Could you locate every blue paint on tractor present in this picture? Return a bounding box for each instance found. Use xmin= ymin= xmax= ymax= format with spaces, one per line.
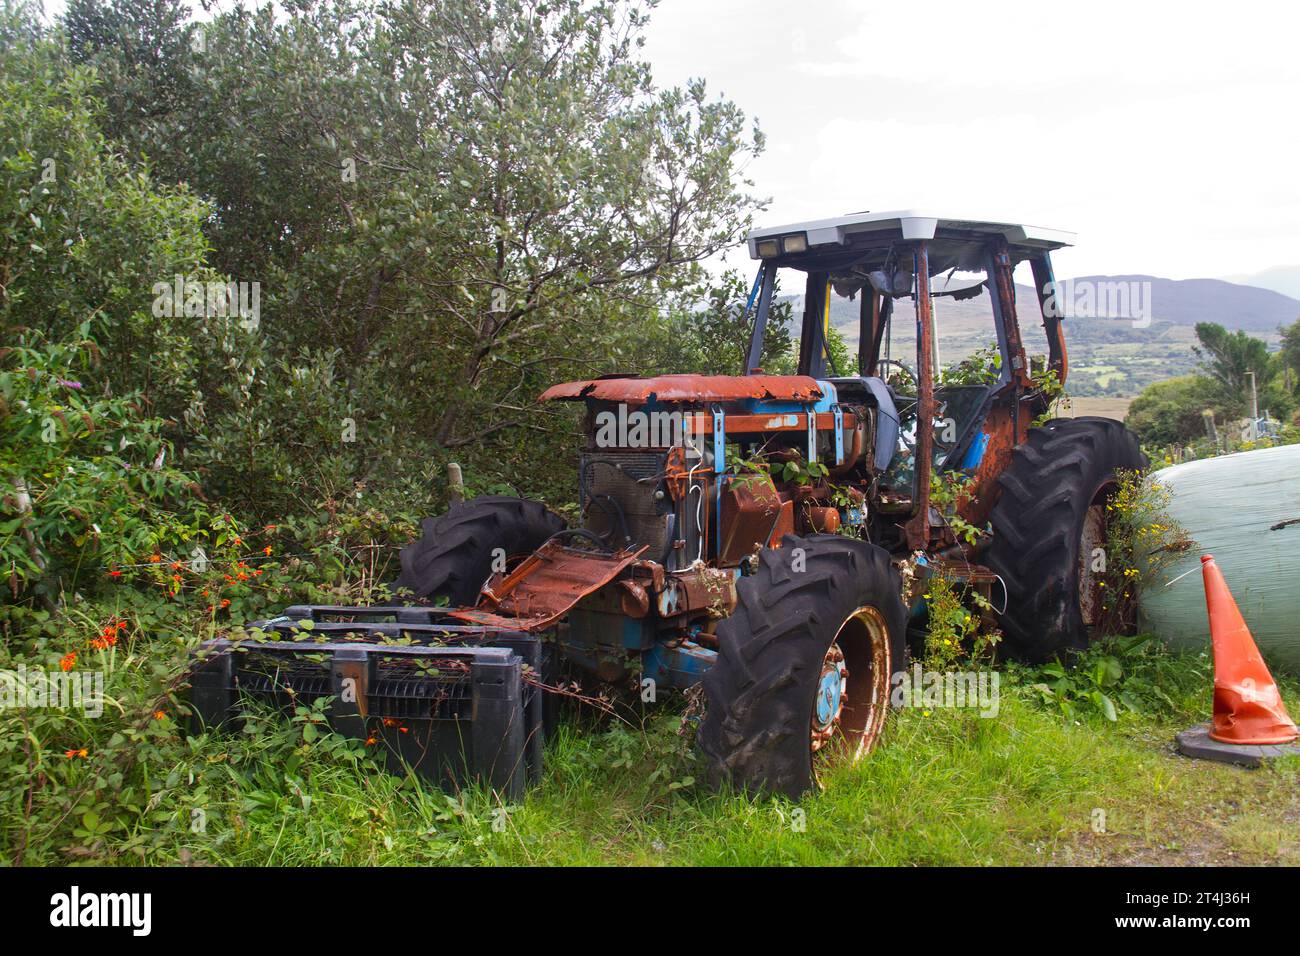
xmin=738 ymin=380 xmax=838 ymax=415
xmin=960 ymin=430 xmax=990 ymax=471
xmin=814 ymin=666 xmax=841 ymax=729
xmin=643 ymin=640 xmax=717 ymax=690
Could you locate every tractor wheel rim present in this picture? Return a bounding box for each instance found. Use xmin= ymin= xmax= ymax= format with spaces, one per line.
xmin=812 ymin=646 xmax=847 ymax=739
xmin=811 ymin=605 xmax=892 ymax=782
xmin=1077 ymin=481 xmax=1116 ymax=629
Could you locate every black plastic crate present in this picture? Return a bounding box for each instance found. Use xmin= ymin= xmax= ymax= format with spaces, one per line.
xmin=188 ymin=606 xmax=549 ymax=799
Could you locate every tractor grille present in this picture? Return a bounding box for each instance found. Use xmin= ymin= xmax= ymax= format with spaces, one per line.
xmin=580 ymin=450 xmax=672 ymax=556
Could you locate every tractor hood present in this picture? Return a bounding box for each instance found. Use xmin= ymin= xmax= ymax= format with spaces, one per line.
xmin=540 ymin=373 xmax=824 ymax=405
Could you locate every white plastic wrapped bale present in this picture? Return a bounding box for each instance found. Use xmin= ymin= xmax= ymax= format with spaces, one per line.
xmin=1139 ymin=444 xmax=1300 ymax=676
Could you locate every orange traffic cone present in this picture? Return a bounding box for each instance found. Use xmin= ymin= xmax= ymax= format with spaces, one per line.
xmin=1200 ymin=554 xmax=1298 ymax=745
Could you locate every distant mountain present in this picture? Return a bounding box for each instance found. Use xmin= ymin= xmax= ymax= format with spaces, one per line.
xmin=1223 ymin=265 xmax=1300 ymax=301
xmin=1061 ymin=275 xmax=1300 ymax=334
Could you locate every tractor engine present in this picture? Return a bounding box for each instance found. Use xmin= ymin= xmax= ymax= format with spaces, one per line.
xmin=565 ymin=378 xmax=893 ymax=572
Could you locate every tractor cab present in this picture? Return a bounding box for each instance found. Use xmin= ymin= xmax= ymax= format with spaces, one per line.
xmin=741 ymin=210 xmax=1075 ymax=542
xmin=544 ymin=210 xmax=1076 ymax=553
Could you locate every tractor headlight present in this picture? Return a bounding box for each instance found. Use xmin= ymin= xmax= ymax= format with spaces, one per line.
xmin=756 ymin=238 xmax=780 ymax=258
xmin=781 ymin=233 xmax=808 ymax=254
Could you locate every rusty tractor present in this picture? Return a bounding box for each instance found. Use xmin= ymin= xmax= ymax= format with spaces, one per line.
xmin=192 ymin=211 xmax=1146 ymax=798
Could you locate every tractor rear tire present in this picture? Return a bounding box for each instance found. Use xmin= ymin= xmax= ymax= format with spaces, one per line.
xmin=397 ymin=495 xmax=565 ymax=605
xmin=698 ymin=534 xmax=907 ymax=799
xmin=984 ymin=417 xmax=1147 ymax=663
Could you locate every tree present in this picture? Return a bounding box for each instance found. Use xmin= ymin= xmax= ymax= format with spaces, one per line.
xmin=1124 ymin=375 xmax=1222 ymax=445
xmin=63 ymin=0 xmax=200 ymax=176
xmin=0 ymin=5 xmax=220 ymax=603
xmin=642 ymin=270 xmax=795 ymax=376
xmin=1280 ymin=317 xmax=1300 ymax=394
xmin=59 ymin=0 xmax=766 ymax=511
xmin=1192 ymin=322 xmax=1272 ymax=417
xmin=0 ymin=5 xmax=254 ymax=441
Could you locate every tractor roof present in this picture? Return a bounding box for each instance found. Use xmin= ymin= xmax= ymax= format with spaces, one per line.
xmin=746 ymin=209 xmax=1074 ymax=272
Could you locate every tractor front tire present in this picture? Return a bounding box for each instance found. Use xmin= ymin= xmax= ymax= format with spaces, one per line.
xmin=698 ymin=535 xmax=907 ymax=799
xmin=397 ymin=495 xmax=564 ymax=605
xmin=984 ymin=417 xmax=1147 ymax=663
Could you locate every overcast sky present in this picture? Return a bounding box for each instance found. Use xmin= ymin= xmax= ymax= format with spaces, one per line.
xmin=35 ymin=0 xmax=1299 ymax=289
xmin=641 ymin=0 xmax=1300 ymax=288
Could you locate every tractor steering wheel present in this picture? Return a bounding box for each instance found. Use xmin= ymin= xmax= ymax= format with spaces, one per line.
xmin=875 ymin=359 xmax=918 ymax=392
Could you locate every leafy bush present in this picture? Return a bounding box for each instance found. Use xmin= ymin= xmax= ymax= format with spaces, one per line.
xmin=1009 ymin=633 xmax=1211 ymax=723
xmin=0 ymin=332 xmax=209 ymax=607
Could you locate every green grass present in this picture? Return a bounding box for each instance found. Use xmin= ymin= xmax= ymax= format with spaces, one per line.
xmin=28 ymin=643 xmax=1296 ymax=867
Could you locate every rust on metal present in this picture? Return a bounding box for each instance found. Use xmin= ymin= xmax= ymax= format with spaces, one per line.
xmin=802 ymin=504 xmax=841 ymax=535
xmin=333 ymin=655 xmax=370 ymax=718
xmin=1030 ymin=253 xmax=1069 ymax=387
xmin=759 ymin=499 xmax=795 ymax=549
xmin=618 ymin=579 xmax=650 ymax=618
xmin=1077 ymin=503 xmax=1108 ymax=627
xmin=991 ymin=236 xmax=1032 ymax=389
xmin=718 ymin=474 xmax=783 ymax=566
xmin=540 ymin=374 xmax=824 ymax=405
xmin=958 ymin=403 xmax=1023 ymax=529
xmin=654 ymin=566 xmax=738 ymax=620
xmin=905 ymin=240 xmax=935 ymax=550
xmin=673 ymin=410 xmax=838 ymax=436
xmin=451 ymin=541 xmax=646 ymax=631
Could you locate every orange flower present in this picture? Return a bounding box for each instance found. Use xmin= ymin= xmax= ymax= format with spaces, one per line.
xmin=153 ymin=710 xmax=166 ymax=720
xmin=149 ymin=554 xmax=162 ymax=563
xmin=64 ymin=748 xmax=88 ymax=759
xmin=59 ymin=652 xmax=76 ymax=672
xmin=263 ymin=546 xmax=273 ymax=556
xmin=233 ymin=537 xmax=242 ymax=546
xmin=220 ymin=599 xmax=230 ymax=608
xmin=170 ymin=561 xmax=183 ymax=570
xmin=365 ymin=736 xmax=377 ymax=746
xmin=115 ymin=620 xmax=127 ymax=631
xmin=107 ymin=569 xmax=122 ymax=578
xmin=264 ymin=524 xmax=277 ymax=532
